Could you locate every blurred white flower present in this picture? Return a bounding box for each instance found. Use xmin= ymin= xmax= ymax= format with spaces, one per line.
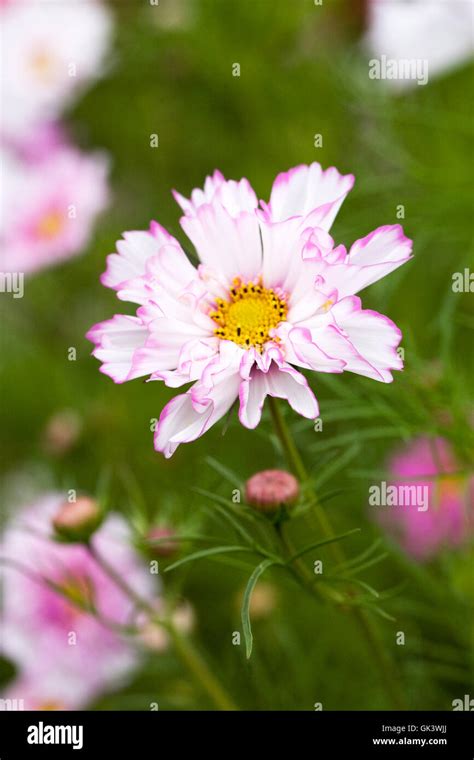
xmin=0 ymin=0 xmax=113 ymax=139
xmin=367 ymin=0 xmax=474 ymax=89
xmin=0 ymin=135 xmax=109 ymax=274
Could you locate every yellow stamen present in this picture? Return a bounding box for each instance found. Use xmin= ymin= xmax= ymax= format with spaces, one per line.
xmin=30 ymin=49 xmax=56 ymax=82
xmin=37 ymin=211 xmax=64 ymax=240
xmin=59 ymin=574 xmax=95 ymax=615
xmin=39 ymin=701 xmax=63 ymax=711
xmin=322 ymin=298 xmax=334 ymax=312
xmin=210 ymin=279 xmax=288 ymax=351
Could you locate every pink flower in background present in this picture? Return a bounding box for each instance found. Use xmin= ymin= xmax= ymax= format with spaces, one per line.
xmin=0 ymin=139 xmax=109 ymax=274
xmin=367 ymin=0 xmax=474 ymax=89
xmin=0 ymin=0 xmax=113 ymax=141
xmin=0 ymin=494 xmax=158 ymax=710
xmin=376 ymin=437 xmax=474 ymax=560
xmin=2 ymin=670 xmax=98 ymax=712
xmin=2 ymin=121 xmax=65 ymax=163
xmin=88 ymin=164 xmax=412 ymax=457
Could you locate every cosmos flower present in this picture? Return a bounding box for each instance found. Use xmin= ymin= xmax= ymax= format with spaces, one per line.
xmin=87 ymin=164 xmax=412 ymax=457
xmin=0 ymin=494 xmax=158 ymax=710
xmin=367 ymin=0 xmax=473 ymax=89
xmin=0 ymin=0 xmax=113 ymax=141
xmin=376 ymin=437 xmax=474 ymax=560
xmin=0 ymin=138 xmax=109 ymax=274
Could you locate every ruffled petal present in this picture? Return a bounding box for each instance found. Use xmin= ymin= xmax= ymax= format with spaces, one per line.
xmin=101 ymin=223 xmax=176 ymax=300
xmin=281 ymin=325 xmax=346 ymax=373
xmin=172 ymin=170 xmax=225 ymax=215
xmin=181 ymin=203 xmax=262 ymax=282
xmin=154 ymin=353 xmax=241 ymax=457
xmin=149 ymin=337 xmax=219 ymax=387
xmin=86 ymin=315 xmax=148 ymax=383
xmin=331 ymin=296 xmax=403 ymax=382
xmin=263 ymin=163 xmax=354 ymax=230
xmin=174 ymin=171 xmax=258 ymax=218
xmin=333 ymin=224 xmax=412 ymax=297
xmin=239 ymin=362 xmax=319 ymax=429
xmin=289 ymin=224 xmax=412 ymax=303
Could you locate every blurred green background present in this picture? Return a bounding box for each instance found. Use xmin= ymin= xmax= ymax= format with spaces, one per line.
xmin=1 ymin=0 xmax=473 ymax=710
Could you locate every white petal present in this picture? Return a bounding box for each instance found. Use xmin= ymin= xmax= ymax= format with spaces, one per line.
xmin=101 ymin=224 xmax=175 ymax=299
xmin=154 ymin=370 xmax=240 ymax=458
xmin=239 ymin=362 xmax=319 ymax=429
xmin=86 ymin=315 xmax=147 ymax=383
xmin=181 ymin=203 xmax=262 ymax=282
xmin=331 ymin=296 xmax=403 ymax=382
xmin=174 ymin=171 xmax=258 ymax=218
xmin=265 ymin=163 xmax=354 ymax=230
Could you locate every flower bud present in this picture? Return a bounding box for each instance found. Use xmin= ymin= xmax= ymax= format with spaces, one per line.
xmin=52 ymin=497 xmax=101 ymax=543
xmin=147 ymin=526 xmax=179 ymax=557
xmin=245 ymin=469 xmax=299 ymax=513
xmin=42 ymin=409 xmax=82 ymax=456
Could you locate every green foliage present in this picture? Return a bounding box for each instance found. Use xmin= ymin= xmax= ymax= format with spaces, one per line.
xmin=1 ymin=0 xmax=473 ymax=711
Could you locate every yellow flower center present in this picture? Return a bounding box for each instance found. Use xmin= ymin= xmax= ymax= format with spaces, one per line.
xmin=30 ymin=49 xmax=56 ymax=82
xmin=58 ymin=574 xmax=95 ymax=617
xmin=37 ymin=211 xmax=65 ymax=240
xmin=210 ymin=278 xmax=288 ymax=351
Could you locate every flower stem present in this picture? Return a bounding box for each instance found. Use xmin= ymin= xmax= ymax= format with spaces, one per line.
xmin=165 ymin=625 xmax=238 ymax=711
xmin=87 ymin=541 xmax=238 ymax=711
xmin=268 ymin=397 xmax=406 ymax=710
xmin=269 ymin=397 xmax=344 ymax=564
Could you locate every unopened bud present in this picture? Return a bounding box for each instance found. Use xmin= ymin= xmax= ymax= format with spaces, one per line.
xmin=147 ymin=526 xmax=179 ymax=557
xmin=52 ymin=497 xmax=101 ymax=542
xmin=245 ymin=469 xmax=299 ymax=513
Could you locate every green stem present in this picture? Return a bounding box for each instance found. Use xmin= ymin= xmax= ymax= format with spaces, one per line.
xmin=268 ymin=397 xmax=406 ymax=710
xmin=165 ymin=625 xmax=238 ymax=711
xmin=87 ymin=541 xmax=238 ymax=711
xmin=269 ymin=398 xmax=344 ymax=564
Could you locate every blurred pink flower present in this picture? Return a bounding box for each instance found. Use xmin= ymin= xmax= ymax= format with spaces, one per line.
xmin=2 ymin=121 xmax=65 ymax=163
xmin=87 ymin=164 xmax=411 ymax=457
xmin=367 ymin=0 xmax=473 ymax=89
xmin=0 ymin=140 xmax=109 ymax=274
xmin=376 ymin=437 xmax=474 ymax=560
xmin=0 ymin=0 xmax=113 ymax=141
xmin=0 ymin=494 xmax=158 ymax=710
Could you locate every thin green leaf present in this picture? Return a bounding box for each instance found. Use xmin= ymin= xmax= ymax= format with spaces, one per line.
xmin=205 ymin=457 xmax=243 ymax=489
xmin=287 ymin=528 xmax=360 ymax=563
xmin=193 ymin=488 xmax=258 ymax=541
xmin=164 ymin=545 xmax=251 ymax=573
xmin=343 ymin=553 xmax=389 ymax=577
xmin=309 ymin=427 xmax=408 ymax=453
xmin=333 ymin=538 xmax=384 ymax=574
xmin=314 ymin=443 xmax=361 ymax=489
xmin=145 ymin=533 xmax=217 ymax=547
xmin=241 ymin=559 xmax=275 ymax=659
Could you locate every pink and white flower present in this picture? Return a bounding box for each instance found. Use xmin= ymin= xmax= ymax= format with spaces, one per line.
xmin=0 ymin=138 xmax=109 ymax=274
xmin=0 ymin=0 xmax=113 ymax=141
xmin=376 ymin=437 xmax=474 ymax=560
xmin=0 ymin=494 xmax=158 ymax=709
xmin=87 ymin=164 xmax=412 ymax=457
